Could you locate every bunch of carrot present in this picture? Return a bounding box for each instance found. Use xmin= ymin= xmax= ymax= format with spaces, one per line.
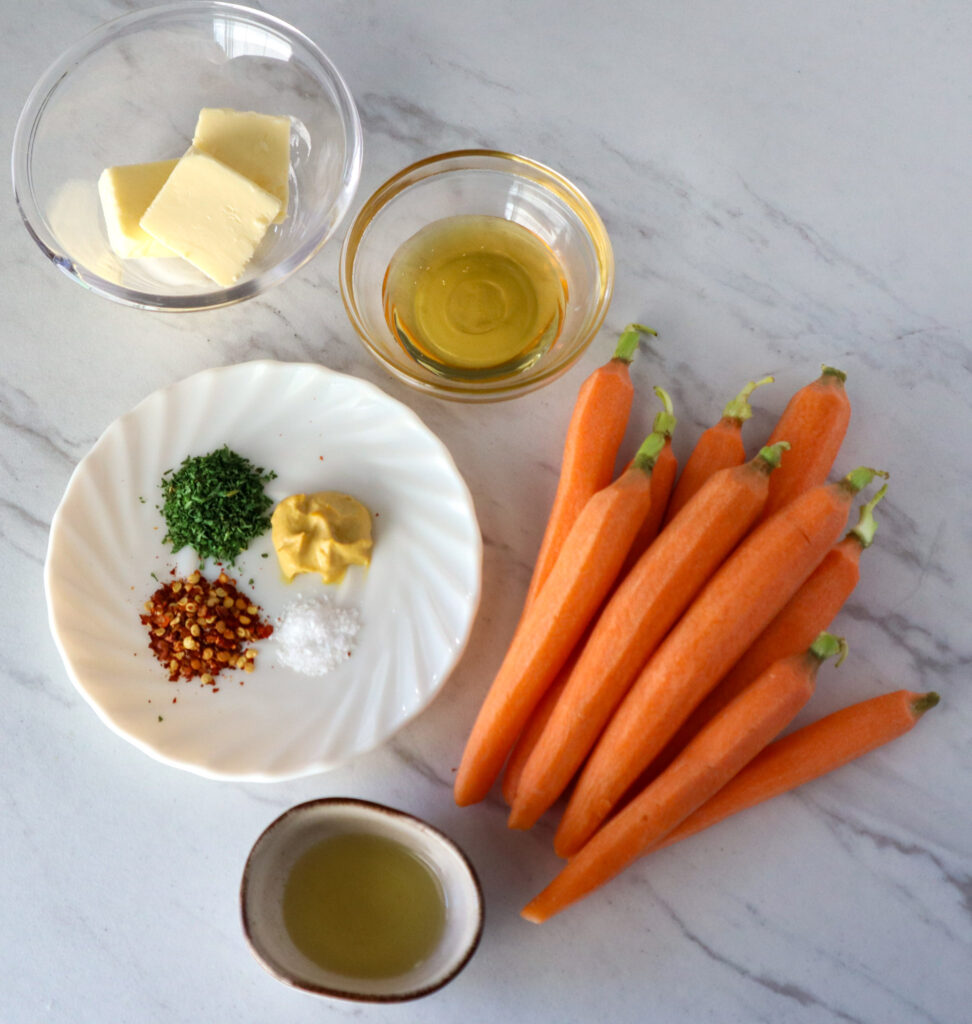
xmin=454 ymin=329 xmax=939 ymax=923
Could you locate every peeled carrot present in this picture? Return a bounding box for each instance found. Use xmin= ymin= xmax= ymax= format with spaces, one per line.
xmin=454 ymin=432 xmax=666 ymax=807
xmin=501 ymin=651 xmax=574 ymax=806
xmin=760 ymin=366 xmax=851 ymax=521
xmin=504 ymin=386 xmax=670 ymax=807
xmin=620 ymin=387 xmax=677 ymax=572
xmin=507 ymin=442 xmax=790 ymax=831
xmin=663 ymin=376 xmax=774 ymax=525
xmin=522 ymin=633 xmax=845 ymax=922
xmin=650 ymin=485 xmax=888 ymax=776
xmin=523 ymin=324 xmax=654 ymax=610
xmin=554 ymin=466 xmax=886 ymax=856
xmin=646 ymin=690 xmax=940 ymax=855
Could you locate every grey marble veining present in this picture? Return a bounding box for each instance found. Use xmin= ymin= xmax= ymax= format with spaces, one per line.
xmin=2 ymin=1 xmax=971 ymax=1022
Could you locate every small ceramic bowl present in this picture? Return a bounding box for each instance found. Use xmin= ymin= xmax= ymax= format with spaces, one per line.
xmin=241 ymin=799 xmax=483 ymax=1002
xmin=341 ymin=150 xmax=614 ymax=401
xmin=12 ymin=2 xmax=362 ymax=311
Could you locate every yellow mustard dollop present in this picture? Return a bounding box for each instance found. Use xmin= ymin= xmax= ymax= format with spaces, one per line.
xmin=271 ymin=491 xmax=373 ymax=584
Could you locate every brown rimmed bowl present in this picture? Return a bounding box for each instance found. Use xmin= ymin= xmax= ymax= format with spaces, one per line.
xmin=240 ymin=798 xmax=483 ymax=1002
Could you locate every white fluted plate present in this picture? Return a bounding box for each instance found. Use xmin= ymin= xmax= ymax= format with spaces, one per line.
xmin=45 ymin=361 xmax=482 ymax=781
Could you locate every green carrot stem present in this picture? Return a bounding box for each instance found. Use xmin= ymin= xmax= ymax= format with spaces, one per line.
xmin=755 ymin=441 xmax=791 ymax=472
xmin=613 ymin=324 xmax=657 ymax=364
xmin=809 ymin=631 xmax=848 ymax=666
xmin=722 ymin=376 xmax=774 ymax=423
xmin=842 ymin=466 xmax=889 ymax=496
xmin=631 ymin=432 xmax=666 ymax=472
xmin=821 ymin=365 xmax=848 ymax=382
xmin=651 ymin=386 xmax=676 ymax=438
xmin=848 ymin=483 xmax=888 ymax=549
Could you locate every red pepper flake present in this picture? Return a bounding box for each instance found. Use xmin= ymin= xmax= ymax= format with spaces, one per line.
xmin=139 ymin=569 xmax=272 ymax=684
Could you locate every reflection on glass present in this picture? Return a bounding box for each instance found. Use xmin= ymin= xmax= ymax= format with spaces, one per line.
xmin=212 ymin=16 xmax=292 ymax=61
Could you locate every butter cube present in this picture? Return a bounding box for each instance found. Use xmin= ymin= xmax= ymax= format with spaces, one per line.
xmin=98 ymin=159 xmax=179 ymax=258
xmin=193 ymin=108 xmax=291 ymax=223
xmin=139 ymin=149 xmax=282 ymax=287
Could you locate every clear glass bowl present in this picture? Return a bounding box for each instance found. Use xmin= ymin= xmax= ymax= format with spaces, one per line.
xmin=12 ymin=2 xmax=362 ymax=311
xmin=341 ymin=150 xmax=614 ymax=401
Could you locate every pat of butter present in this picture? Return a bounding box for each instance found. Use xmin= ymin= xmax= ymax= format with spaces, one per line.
xmin=193 ymin=108 xmax=291 ymax=223
xmin=139 ymin=149 xmax=282 ymax=287
xmin=98 ymin=159 xmax=179 ymax=259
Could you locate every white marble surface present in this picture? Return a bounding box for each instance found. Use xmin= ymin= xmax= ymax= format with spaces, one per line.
xmin=3 ymin=1 xmax=970 ymax=1021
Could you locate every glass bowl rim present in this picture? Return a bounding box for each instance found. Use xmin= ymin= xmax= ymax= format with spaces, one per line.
xmin=340 ymin=148 xmax=615 ymax=402
xmin=10 ymin=0 xmax=364 ymax=312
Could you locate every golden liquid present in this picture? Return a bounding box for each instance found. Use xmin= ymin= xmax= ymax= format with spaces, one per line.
xmin=383 ymin=215 xmax=567 ymax=379
xmin=282 ymin=833 xmax=446 ymax=979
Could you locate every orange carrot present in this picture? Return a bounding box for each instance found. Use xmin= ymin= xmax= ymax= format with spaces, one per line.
xmin=454 ymin=432 xmax=666 ymax=807
xmin=663 ymin=376 xmax=774 ymax=525
xmin=503 ymin=386 xmax=670 ymax=807
xmin=620 ymin=387 xmax=677 ymax=572
xmin=646 ymin=690 xmax=940 ymax=855
xmin=507 ymin=442 xmax=790 ymax=831
xmin=761 ymin=366 xmax=851 ymax=520
xmin=501 ymin=651 xmax=574 ymax=806
xmin=522 ymin=633 xmax=845 ymax=922
xmin=650 ymin=485 xmax=888 ymax=777
xmin=524 ymin=324 xmax=654 ymax=610
xmin=554 ymin=466 xmax=886 ymax=856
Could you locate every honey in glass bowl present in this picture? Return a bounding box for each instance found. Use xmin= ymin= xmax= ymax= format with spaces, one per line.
xmin=382 ymin=214 xmax=567 ymax=380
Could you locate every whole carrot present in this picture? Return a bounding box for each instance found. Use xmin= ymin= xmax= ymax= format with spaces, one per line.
xmin=554 ymin=465 xmax=886 ymax=856
xmin=507 ymin=442 xmax=790 ymax=831
xmin=760 ymin=365 xmax=851 ymax=520
xmin=504 ymin=387 xmax=674 ymax=807
xmin=663 ymin=376 xmax=774 ymax=525
xmin=651 ymin=485 xmax=888 ymax=776
xmin=620 ymin=387 xmax=677 ymax=571
xmin=522 ymin=633 xmax=846 ymax=923
xmin=454 ymin=432 xmax=666 ymax=807
xmin=646 ymin=690 xmax=940 ymax=855
xmin=524 ymin=324 xmax=654 ymax=610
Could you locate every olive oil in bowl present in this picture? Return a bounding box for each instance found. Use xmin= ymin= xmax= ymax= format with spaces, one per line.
xmin=383 ymin=215 xmax=567 ymax=380
xmin=282 ymin=832 xmax=446 ymax=979
xmin=241 ymin=797 xmax=483 ymax=1001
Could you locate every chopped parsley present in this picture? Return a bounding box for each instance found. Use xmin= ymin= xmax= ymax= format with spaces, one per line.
xmin=158 ymin=446 xmax=276 ymax=565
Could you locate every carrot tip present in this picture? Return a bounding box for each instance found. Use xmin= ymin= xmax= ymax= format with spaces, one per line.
xmin=507 ymin=808 xmax=531 ymax=831
xmin=520 ymin=905 xmax=545 ymax=924
xmin=913 ymin=692 xmax=941 ymax=716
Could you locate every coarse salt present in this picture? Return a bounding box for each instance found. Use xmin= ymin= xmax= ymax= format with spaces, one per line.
xmin=275 ymin=595 xmax=361 ymax=675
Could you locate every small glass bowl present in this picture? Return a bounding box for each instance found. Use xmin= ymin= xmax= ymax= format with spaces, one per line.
xmin=12 ymin=2 xmax=362 ymax=311
xmin=241 ymin=799 xmax=483 ymax=1002
xmin=340 ymin=150 xmax=614 ymax=401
